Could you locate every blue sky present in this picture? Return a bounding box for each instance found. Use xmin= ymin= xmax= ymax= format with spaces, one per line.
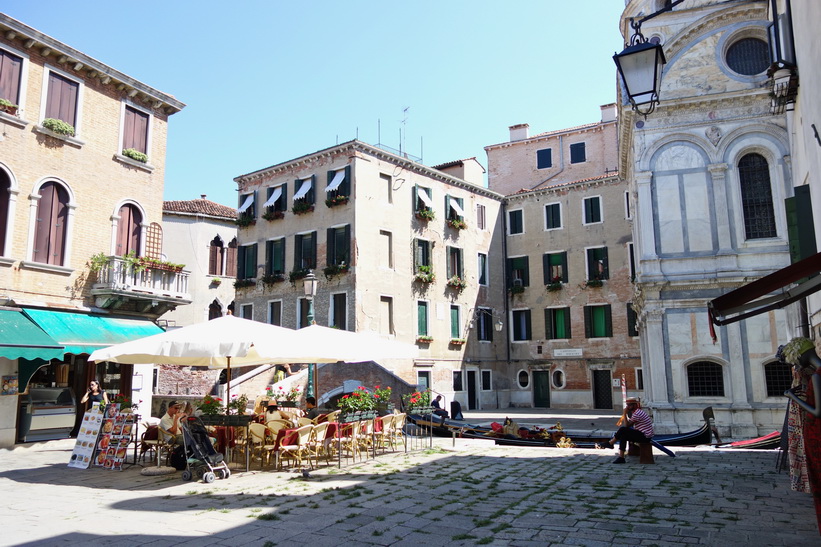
xmin=4 ymin=1 xmax=626 ymax=207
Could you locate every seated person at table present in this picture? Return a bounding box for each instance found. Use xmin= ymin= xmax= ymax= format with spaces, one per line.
xmin=264 ymin=403 xmax=295 ymax=423
xmin=159 ymin=400 xmax=187 ymax=444
xmin=305 ymin=397 xmax=321 ymax=420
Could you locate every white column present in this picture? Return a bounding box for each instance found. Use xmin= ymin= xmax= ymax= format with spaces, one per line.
xmin=708 ymin=163 xmax=732 ymax=252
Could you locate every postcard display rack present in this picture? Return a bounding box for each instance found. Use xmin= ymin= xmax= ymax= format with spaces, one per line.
xmin=68 ymin=404 xmax=138 ymax=471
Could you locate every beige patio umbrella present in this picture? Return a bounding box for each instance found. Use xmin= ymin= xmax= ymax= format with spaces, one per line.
xmin=88 ymin=315 xmax=296 ymax=401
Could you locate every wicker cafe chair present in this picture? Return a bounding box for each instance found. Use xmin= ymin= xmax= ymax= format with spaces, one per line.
xmin=279 ymin=425 xmax=314 ymax=470
xmin=390 ymin=413 xmax=407 ymax=450
xmin=141 ymin=425 xmax=177 ymax=466
xmin=248 ymin=423 xmax=278 ymax=468
xmin=306 ymin=422 xmax=331 ymax=467
xmin=374 ymin=414 xmax=395 ymax=452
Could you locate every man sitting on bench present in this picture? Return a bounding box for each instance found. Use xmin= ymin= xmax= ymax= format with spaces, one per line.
xmin=602 ymin=397 xmax=653 ymax=464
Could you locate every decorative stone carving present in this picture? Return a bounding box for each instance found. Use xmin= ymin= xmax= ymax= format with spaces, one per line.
xmin=706 ymin=126 xmax=721 ymax=146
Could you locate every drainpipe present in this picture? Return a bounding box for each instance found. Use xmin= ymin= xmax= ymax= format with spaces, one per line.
xmin=500 ymin=200 xmax=511 ymax=404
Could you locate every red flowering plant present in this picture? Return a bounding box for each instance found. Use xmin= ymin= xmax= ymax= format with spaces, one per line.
xmin=337 ymin=386 xmax=376 ymax=413
xmin=372 ymin=385 xmax=392 ymax=404
xmin=112 ymin=393 xmax=140 ymax=410
xmin=402 ymin=390 xmax=431 ymax=411
xmin=197 ymin=394 xmax=223 ymax=415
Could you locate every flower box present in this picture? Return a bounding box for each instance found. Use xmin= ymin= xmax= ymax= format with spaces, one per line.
xmin=262 ymin=210 xmax=285 ymax=221
xmin=546 ymin=282 xmax=562 ymax=292
xmin=261 ymin=273 xmax=285 ymax=285
xmin=323 ymin=263 xmax=350 ymax=278
xmin=325 ymin=195 xmax=349 ymax=208
xmin=449 ymin=338 xmax=466 ymax=346
xmin=0 ymin=100 xmax=18 ymax=116
xmin=234 ymin=279 xmax=256 ymax=289
xmin=416 ymin=336 xmax=433 ymax=344
xmin=414 ymin=265 xmax=435 ymax=283
xmin=278 ymin=400 xmax=298 ymax=408
xmin=41 ymin=117 xmax=75 ymax=136
xmin=122 ymin=148 xmax=148 ymax=163
xmin=292 ymin=201 xmax=315 ymax=215
xmin=289 ymin=268 xmax=310 ymax=284
xmin=508 ymin=285 xmax=525 ymax=295
xmin=585 ymin=279 xmax=604 ymax=288
xmin=446 ymin=276 xmax=467 ymax=291
xmin=235 ymin=214 xmax=256 ymax=227
xmin=415 ymin=208 xmax=435 ymax=221
xmin=447 ymin=218 xmax=467 ymax=230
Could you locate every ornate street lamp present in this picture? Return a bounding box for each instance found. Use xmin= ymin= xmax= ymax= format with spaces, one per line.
xmin=613 ymin=0 xmax=684 ymax=117
xmin=302 ymin=270 xmax=318 ymax=397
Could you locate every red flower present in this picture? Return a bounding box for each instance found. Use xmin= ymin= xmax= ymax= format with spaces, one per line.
xmin=374 ymin=394 xmax=380 ymax=399
xmin=342 ymin=394 xmax=349 ymax=399
xmin=374 ymin=385 xmax=380 ymax=389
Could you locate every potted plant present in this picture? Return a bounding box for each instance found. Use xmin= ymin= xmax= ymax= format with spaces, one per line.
xmin=121 ymin=148 xmax=148 ymax=163
xmin=447 ymin=217 xmax=467 ymax=230
xmin=197 ymin=395 xmax=223 ymax=416
xmin=234 ymin=279 xmax=256 ymax=289
xmin=88 ymin=252 xmax=111 ymax=274
xmin=325 ymin=194 xmax=349 ymax=208
xmin=122 ymin=250 xmax=147 ymax=273
xmin=0 ymin=98 xmax=19 ymax=116
xmin=373 ymin=385 xmax=393 ymax=414
xmin=289 ymin=268 xmax=310 ymax=284
xmin=415 ymin=207 xmax=435 ymax=221
xmin=585 ymin=278 xmax=604 ymax=288
xmin=210 ymin=277 xmax=222 ymax=287
xmin=546 ymin=276 xmax=563 ymax=292
xmin=449 ymin=338 xmax=467 ymax=346
xmin=235 ymin=213 xmax=255 ymax=227
xmin=292 ymin=200 xmax=314 ymax=215
xmin=414 ymin=265 xmax=435 ymax=283
xmin=41 ymin=117 xmax=75 ymax=137
xmin=111 ymin=393 xmax=140 ymax=412
xmin=262 ymin=209 xmax=285 ymax=221
xmin=226 ymin=393 xmax=249 ymax=415
xmin=508 ymin=284 xmax=525 ymax=295
xmin=275 ymin=384 xmax=302 ymax=407
xmin=446 ymin=275 xmax=467 ymax=291
xmin=323 ymin=262 xmax=350 ymax=279
xmin=416 ymin=335 xmax=434 ymax=344
xmin=402 ymin=390 xmax=432 ymax=413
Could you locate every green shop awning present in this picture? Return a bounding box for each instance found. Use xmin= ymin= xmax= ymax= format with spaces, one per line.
xmin=0 ymin=309 xmax=64 ymax=360
xmin=22 ymin=309 xmax=163 ymax=355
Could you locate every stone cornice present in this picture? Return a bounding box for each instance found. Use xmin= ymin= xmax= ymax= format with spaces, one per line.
xmin=503 ymin=173 xmax=622 ymax=203
xmin=0 ymin=14 xmax=185 ymax=114
xmin=234 ymin=140 xmax=505 ymax=201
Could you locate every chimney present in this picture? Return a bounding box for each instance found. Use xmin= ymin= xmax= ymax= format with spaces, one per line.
xmin=600 ymin=103 xmax=617 ymax=123
xmin=509 ymin=123 xmax=529 ymax=142
xmin=200 ymin=194 xmax=207 ymax=199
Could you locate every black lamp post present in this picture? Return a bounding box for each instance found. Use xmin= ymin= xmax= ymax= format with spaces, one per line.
xmin=613 ymin=0 xmax=685 ymax=117
xmin=613 ymin=20 xmax=666 ymax=117
xmin=303 ymin=270 xmax=318 ymax=398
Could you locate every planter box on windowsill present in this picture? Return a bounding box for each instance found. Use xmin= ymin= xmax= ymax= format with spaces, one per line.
xmin=449 ymin=338 xmax=466 ymax=346
xmin=33 ymin=124 xmax=85 ymax=148
xmin=416 ymin=337 xmax=433 ymax=344
xmin=0 ymin=108 xmax=26 ymax=130
xmin=114 ymin=152 xmax=155 ymax=172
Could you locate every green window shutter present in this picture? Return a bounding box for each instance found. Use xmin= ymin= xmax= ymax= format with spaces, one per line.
xmin=445 ymin=195 xmax=451 ymax=219
xmin=506 ymin=258 xmax=513 ymax=288
xmin=543 ymin=254 xmax=551 ymax=284
xmin=413 ymin=185 xmax=419 ymax=210
xmin=522 ymin=256 xmax=530 ymax=286
xmin=294 ymin=234 xmax=302 ymax=270
xmin=450 ymin=306 xmax=459 ymax=338
xmin=560 ymin=252 xmax=568 ymax=282
xmin=604 ymin=305 xmax=612 ymax=336
xmin=544 ymin=308 xmax=554 ymax=339
xmin=343 ymin=165 xmax=351 ymax=196
xmin=524 ymin=310 xmax=532 ymax=340
xmin=237 ymin=246 xmax=246 ymax=279
xmin=418 ymin=301 xmax=428 ymax=335
xmin=343 ymin=224 xmax=351 ymax=263
xmin=273 ymin=240 xmax=284 ymax=274
xmin=326 ymin=227 xmax=334 ymax=266
xmin=279 ymin=184 xmax=287 ymax=211
xmin=310 ymin=231 xmax=317 ymax=268
xmin=447 ymin=247 xmax=454 ymax=278
xmin=592 ymin=197 xmax=601 ymax=222
xmin=458 ymin=248 xmax=464 ymax=277
xmin=559 ymin=308 xmax=571 ymax=339
xmin=584 ymin=306 xmax=592 ymax=338
xmin=266 ymin=240 xmax=274 ymax=275
xmin=327 ymin=170 xmax=335 ymax=191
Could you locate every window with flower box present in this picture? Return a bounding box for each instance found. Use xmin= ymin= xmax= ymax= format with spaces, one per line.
xmin=450 ymin=305 xmax=461 ymax=339
xmin=262 ymin=184 xmax=287 ymax=217
xmin=121 ymin=104 xmax=150 ymax=160
xmin=414 ymin=185 xmax=433 ymax=216
xmin=417 ymin=300 xmax=429 ymax=337
xmin=586 ymin=246 xmax=609 ymax=281
xmin=445 ymin=195 xmax=465 ymax=225
xmin=325 ymin=166 xmax=351 ymax=205
xmin=446 ymin=246 xmax=463 ymax=279
xmin=265 ymin=238 xmax=285 ymax=277
xmin=327 ymin=225 xmax=350 ymax=266
xmin=237 ymin=192 xmax=256 ymax=225
xmin=0 ymin=47 xmax=24 ymax=110
xmin=543 ymin=251 xmax=567 ymax=284
xmin=331 ymin=293 xmax=347 ymax=330
xmin=237 ymin=243 xmax=258 ymax=280
xmin=293 ymin=175 xmax=315 ymax=209
xmin=507 ymin=256 xmax=530 ymax=288
xmin=294 ymin=231 xmax=316 ymax=270
xmin=43 ymin=68 xmax=81 ymax=134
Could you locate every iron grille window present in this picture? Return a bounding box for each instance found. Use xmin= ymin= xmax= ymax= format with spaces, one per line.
xmin=738 ymin=153 xmax=776 ymax=239
xmin=687 ymin=361 xmax=725 ymax=397
xmin=726 ymin=38 xmax=769 ymax=75
xmin=764 ymin=361 xmax=792 ymax=397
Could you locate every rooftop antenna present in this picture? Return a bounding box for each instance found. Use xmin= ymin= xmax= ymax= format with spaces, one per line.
xmin=401 ymin=107 xmax=409 ymax=158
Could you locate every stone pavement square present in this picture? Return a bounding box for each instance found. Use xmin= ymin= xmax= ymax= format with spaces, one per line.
xmin=0 ymin=436 xmax=818 ymax=546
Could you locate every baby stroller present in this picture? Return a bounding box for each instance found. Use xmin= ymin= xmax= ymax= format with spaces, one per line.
xmin=179 ymin=416 xmax=231 ymax=483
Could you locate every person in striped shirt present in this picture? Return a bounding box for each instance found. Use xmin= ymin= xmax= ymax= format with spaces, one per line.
xmin=602 ymin=397 xmax=654 ymax=464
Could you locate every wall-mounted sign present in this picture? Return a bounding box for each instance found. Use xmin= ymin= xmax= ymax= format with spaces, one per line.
xmin=553 ymin=348 xmax=583 ymax=357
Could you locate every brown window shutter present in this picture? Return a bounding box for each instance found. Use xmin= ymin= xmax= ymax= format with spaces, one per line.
xmin=0 ymin=50 xmax=22 ymax=104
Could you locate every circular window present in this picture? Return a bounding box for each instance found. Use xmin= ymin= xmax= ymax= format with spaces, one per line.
xmin=726 ymin=38 xmax=769 ymax=75
xmin=518 ymin=370 xmax=530 ymax=389
xmin=552 ymin=370 xmax=565 ymax=389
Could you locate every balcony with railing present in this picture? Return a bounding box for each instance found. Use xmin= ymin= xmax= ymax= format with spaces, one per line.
xmin=90 ymin=256 xmax=192 ymax=315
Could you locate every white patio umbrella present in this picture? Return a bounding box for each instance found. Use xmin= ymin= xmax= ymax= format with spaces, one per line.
xmin=88 ymin=315 xmax=296 ymax=399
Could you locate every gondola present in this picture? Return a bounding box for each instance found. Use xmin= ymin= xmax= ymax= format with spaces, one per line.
xmin=407 ymin=406 xmax=715 ymax=448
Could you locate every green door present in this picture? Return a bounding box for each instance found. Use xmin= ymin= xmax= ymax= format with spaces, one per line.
xmin=533 ymin=371 xmax=550 ymax=408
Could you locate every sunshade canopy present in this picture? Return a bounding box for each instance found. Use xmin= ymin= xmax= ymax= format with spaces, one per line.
xmin=0 ymin=309 xmax=64 ymax=361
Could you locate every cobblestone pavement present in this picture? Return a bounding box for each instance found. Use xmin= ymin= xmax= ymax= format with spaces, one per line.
xmin=0 ymin=435 xmax=818 ymax=546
